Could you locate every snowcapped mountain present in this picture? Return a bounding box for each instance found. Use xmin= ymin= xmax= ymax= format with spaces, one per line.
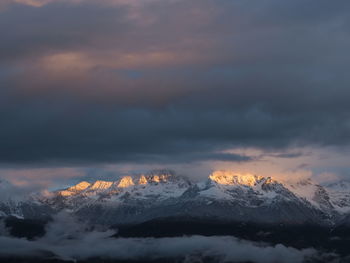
xmin=0 ymin=179 xmax=52 ymax=219
xmin=1 ymin=171 xmax=350 ymax=227
xmin=323 ymin=181 xmax=350 ymax=214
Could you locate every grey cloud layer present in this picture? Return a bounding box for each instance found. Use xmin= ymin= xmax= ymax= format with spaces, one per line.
xmin=1 ymin=0 xmax=350 ymax=164
xmin=0 ymin=212 xmax=319 ymax=263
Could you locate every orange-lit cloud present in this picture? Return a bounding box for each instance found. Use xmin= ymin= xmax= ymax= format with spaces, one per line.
xmin=0 ymin=168 xmax=86 ymax=188
xmin=6 ymin=0 xmax=178 ymax=8
xmin=39 ymin=49 xmax=208 ymax=72
xmin=13 ymin=0 xmax=51 ymax=7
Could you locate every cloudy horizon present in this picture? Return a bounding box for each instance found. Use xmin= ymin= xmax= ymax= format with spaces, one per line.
xmin=1 ymin=0 xmax=350 ymax=188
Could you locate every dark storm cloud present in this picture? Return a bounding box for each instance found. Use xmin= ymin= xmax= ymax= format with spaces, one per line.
xmin=0 ymin=2 xmax=132 ymax=61
xmin=1 ymin=0 xmax=350 ymax=165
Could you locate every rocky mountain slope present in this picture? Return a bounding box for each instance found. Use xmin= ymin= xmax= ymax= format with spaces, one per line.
xmin=1 ymin=171 xmax=350 ymax=226
xmin=0 ymin=179 xmax=52 ymax=219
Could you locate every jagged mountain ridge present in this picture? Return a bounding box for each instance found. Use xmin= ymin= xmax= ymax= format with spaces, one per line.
xmin=1 ymin=171 xmax=350 ymax=226
xmin=43 ymin=171 xmax=350 ymax=225
xmin=0 ymin=179 xmax=53 ymax=219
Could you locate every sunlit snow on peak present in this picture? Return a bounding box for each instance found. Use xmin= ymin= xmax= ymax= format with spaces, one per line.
xmin=90 ymin=180 xmax=114 ymax=190
xmin=67 ymin=181 xmax=91 ymax=192
xmin=209 ymin=171 xmax=266 ymax=186
xmin=117 ymin=176 xmax=135 ymax=188
xmin=138 ymin=175 xmax=148 ymax=185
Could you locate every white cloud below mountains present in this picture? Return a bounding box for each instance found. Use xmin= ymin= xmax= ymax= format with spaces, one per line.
xmin=0 ymin=212 xmax=321 ymax=263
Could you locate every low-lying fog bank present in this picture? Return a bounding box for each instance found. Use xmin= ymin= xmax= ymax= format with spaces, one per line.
xmin=0 ymin=213 xmax=340 ymax=263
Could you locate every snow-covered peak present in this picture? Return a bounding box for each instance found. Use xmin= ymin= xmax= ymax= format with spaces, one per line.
xmin=323 ymin=181 xmax=350 ymax=214
xmin=199 ymin=171 xmax=288 ymax=203
xmin=285 ymin=178 xmax=335 ymax=212
xmin=287 ymin=178 xmax=316 ymax=201
xmin=142 ymin=170 xmax=183 ymax=184
xmin=146 ymin=174 xmax=169 ymax=183
xmin=67 ymin=181 xmax=91 ymax=192
xmin=57 ymin=171 xmax=190 ymax=198
xmin=209 ymin=171 xmax=266 ymax=186
xmin=59 ymin=180 xmax=113 ymax=196
xmin=7 ymin=171 xmax=350 ymax=226
xmin=117 ymin=176 xmax=135 ymax=188
xmin=325 ymin=181 xmax=350 ymax=191
xmin=90 ymin=180 xmax=114 ymax=190
xmin=138 ymin=175 xmax=148 ymax=185
xmin=50 ymin=171 xmax=350 ymax=222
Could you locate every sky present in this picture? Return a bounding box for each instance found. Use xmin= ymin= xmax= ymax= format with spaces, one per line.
xmin=1 ymin=0 xmax=350 ymax=188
